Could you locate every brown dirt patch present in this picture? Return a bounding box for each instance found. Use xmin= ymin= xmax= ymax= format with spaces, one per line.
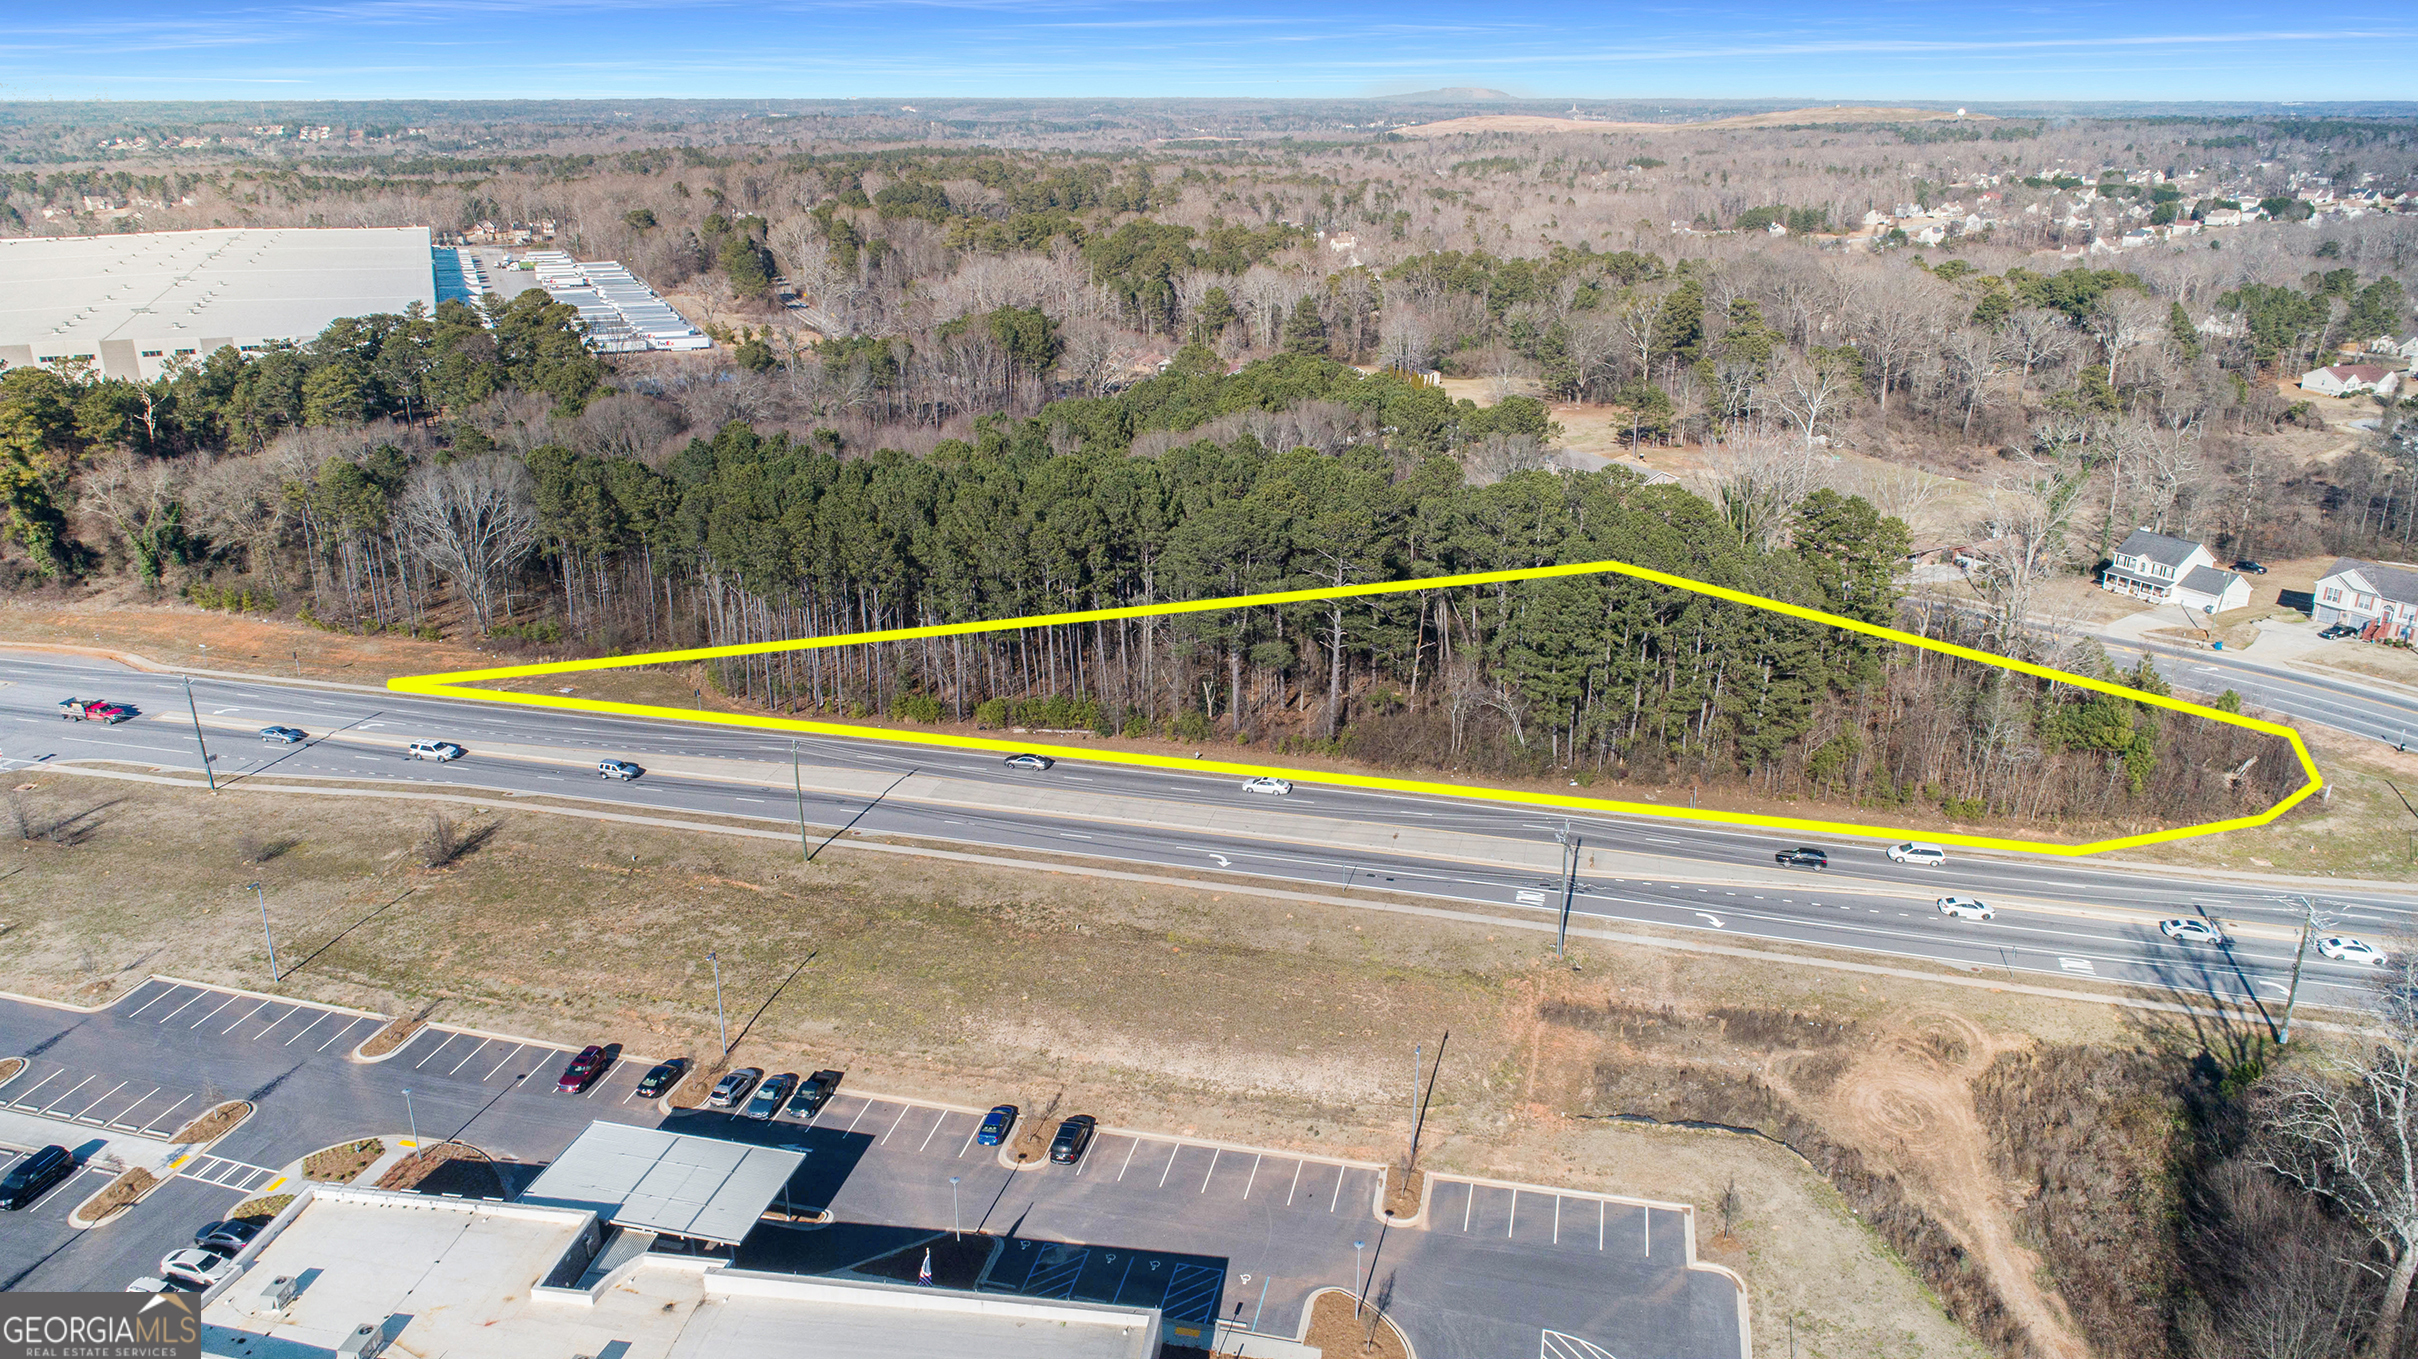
xmin=1303 ymin=1288 xmax=1410 ymax=1359
xmin=667 ymin=1060 xmax=725 ymax=1110
xmin=376 ymin=1141 xmax=491 ymax=1192
xmin=302 ymin=1138 xmax=385 ymax=1183
xmin=79 ymin=1167 xmax=157 ymax=1224
xmin=170 ymin=1100 xmax=251 ymax=1145
xmin=229 ymin=1193 xmax=294 ymax=1222
xmin=1382 ymin=1167 xmax=1424 ymax=1220
xmin=358 ymin=1013 xmax=427 ymax=1059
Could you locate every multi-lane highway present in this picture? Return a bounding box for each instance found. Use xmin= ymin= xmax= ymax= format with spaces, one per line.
xmin=2105 ymin=636 xmax=2418 ymax=748
xmin=5 ymin=649 xmax=2409 ymax=1015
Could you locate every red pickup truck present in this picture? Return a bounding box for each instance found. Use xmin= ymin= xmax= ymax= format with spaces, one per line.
xmin=58 ymin=697 xmax=133 ymax=723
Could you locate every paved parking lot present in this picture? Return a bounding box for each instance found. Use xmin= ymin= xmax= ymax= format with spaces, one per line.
xmin=0 ymin=984 xmax=1747 ymax=1356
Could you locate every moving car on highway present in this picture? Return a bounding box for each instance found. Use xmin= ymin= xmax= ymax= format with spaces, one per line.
xmin=2320 ymin=936 xmax=2388 ymax=965
xmin=407 ymin=740 xmax=465 ymax=762
xmin=977 ymin=1104 xmax=1018 ymax=1146
xmin=1049 ymin=1114 xmax=1098 ymax=1165
xmin=2158 ymin=918 xmax=2227 ymax=945
xmin=1935 ymin=896 xmax=1994 ymax=921
xmin=1887 ymin=842 xmax=1946 ymax=866
xmin=1774 ymin=847 xmax=1829 ymax=870
xmin=745 ymin=1072 xmax=800 ymax=1121
xmin=1242 ymin=777 xmax=1292 ymax=795
xmin=259 ymin=725 xmax=308 ymax=744
xmin=1003 ymin=753 xmax=1054 ymax=771
xmin=706 ymin=1067 xmax=762 ymax=1109
xmin=598 ymin=759 xmax=644 ymax=781
xmin=59 ymin=697 xmax=133 ymax=723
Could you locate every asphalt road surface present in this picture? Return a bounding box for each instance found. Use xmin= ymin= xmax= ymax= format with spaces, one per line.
xmin=5 ymin=650 xmax=2411 ymax=1017
xmin=2102 ymin=637 xmax=2418 ymax=748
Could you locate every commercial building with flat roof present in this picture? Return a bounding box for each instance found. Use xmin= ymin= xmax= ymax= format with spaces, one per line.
xmin=0 ymin=227 xmax=435 ymax=381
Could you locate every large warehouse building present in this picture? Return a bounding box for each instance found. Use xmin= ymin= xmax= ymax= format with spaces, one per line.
xmin=0 ymin=226 xmax=438 ymax=381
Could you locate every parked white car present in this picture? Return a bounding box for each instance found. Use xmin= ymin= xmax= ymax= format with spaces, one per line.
xmin=1888 ymin=842 xmax=1947 ymax=866
xmin=1935 ymin=896 xmax=1994 ymax=921
xmin=1241 ymin=777 xmax=1292 ymax=795
xmin=407 ymin=740 xmax=464 ymax=762
xmin=159 ymin=1248 xmax=238 ymax=1289
xmin=2319 ymin=936 xmax=2388 ymax=965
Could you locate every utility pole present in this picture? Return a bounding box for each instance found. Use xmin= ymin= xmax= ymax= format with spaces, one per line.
xmin=708 ymin=950 xmax=728 ymax=1055
xmin=1406 ymin=1030 xmax=1447 ymax=1173
xmin=249 ymin=881 xmax=278 ymax=981
xmin=401 ymin=1087 xmax=419 ymax=1147
xmin=793 ymin=741 xmax=811 ymax=863
xmin=1556 ymin=826 xmax=1582 ymax=958
xmin=182 ymin=677 xmax=216 ymax=791
xmin=2278 ymin=894 xmax=2332 ymax=1046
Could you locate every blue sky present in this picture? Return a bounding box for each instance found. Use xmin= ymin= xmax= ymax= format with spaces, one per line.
xmin=6 ymin=0 xmax=2414 ymax=102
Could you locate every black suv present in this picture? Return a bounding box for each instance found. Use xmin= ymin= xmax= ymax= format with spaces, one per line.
xmin=2231 ymin=559 xmax=2268 ymax=575
xmin=0 ymin=1145 xmax=75 ymax=1210
xmin=1049 ymin=1115 xmax=1098 ymax=1164
xmin=1774 ymin=847 xmax=1830 ymax=870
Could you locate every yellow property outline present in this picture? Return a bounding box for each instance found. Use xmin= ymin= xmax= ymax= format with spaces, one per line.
xmin=392 ymin=558 xmax=2322 ymax=856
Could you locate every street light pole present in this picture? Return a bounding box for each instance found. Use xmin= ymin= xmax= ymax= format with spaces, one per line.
xmin=1352 ymin=1240 xmax=1367 ymax=1317
xmin=401 ymin=1087 xmax=419 ymax=1147
xmin=709 ymin=951 xmax=728 ymax=1055
xmin=182 ymin=677 xmax=216 ymax=791
xmin=949 ymin=1175 xmax=962 ymax=1239
xmin=248 ymin=882 xmax=277 ymax=981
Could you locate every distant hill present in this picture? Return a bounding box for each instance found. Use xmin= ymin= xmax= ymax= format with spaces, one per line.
xmin=1394 ymin=104 xmax=1995 ymax=137
xmin=1377 ymin=88 xmax=1519 ymax=103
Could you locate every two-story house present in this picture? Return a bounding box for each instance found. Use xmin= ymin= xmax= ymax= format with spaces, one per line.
xmin=2314 ymin=558 xmax=2418 ymax=641
xmin=2102 ymin=528 xmax=2251 ymax=613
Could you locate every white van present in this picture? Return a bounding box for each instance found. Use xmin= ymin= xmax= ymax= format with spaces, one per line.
xmin=1887 ymin=842 xmax=1946 ymax=866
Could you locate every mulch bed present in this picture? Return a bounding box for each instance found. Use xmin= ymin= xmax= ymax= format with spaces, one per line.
xmin=171 ymin=1100 xmax=252 ymax=1145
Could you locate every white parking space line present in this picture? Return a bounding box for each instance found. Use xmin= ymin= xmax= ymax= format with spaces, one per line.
xmin=958 ymin=1122 xmax=980 ymax=1159
xmin=112 ymin=1087 xmax=164 ymax=1129
xmin=414 ymin=1034 xmax=462 ymax=1068
xmin=252 ymin=1006 xmax=299 ymax=1040
xmin=284 ymin=1011 xmax=327 ymax=1046
xmin=446 ymin=1040 xmax=492 ymax=1076
xmin=484 ymin=1044 xmax=526 ymax=1081
xmin=190 ymin=994 xmax=242 ymax=1028
xmin=1642 ymin=1207 xmax=1650 ymax=1256
xmin=127 ymin=985 xmax=180 ymax=1017
xmin=1462 ymin=1184 xmax=1474 ymax=1232
xmin=156 ymin=991 xmax=207 ymax=1023
xmin=1200 ymin=1148 xmax=1220 ymax=1193
xmin=918 ymin=1111 xmax=948 ymax=1152
xmin=844 ymin=1100 xmax=874 ymax=1134
xmin=140 ymin=1094 xmax=192 ymax=1133
xmin=1554 ymin=1194 xmax=1561 ymax=1244
xmin=1598 ymin=1198 xmax=1606 ymax=1251
xmin=1508 ymin=1189 xmax=1518 ymax=1237
xmin=1158 ymin=1142 xmax=1181 ymax=1188
xmin=222 ymin=1000 xmax=274 ymax=1034
xmin=1241 ymin=1154 xmax=1261 ymax=1200
xmin=881 ymin=1103 xmax=910 ymax=1144
xmin=1286 ymin=1159 xmax=1303 ymax=1206
xmin=42 ymin=1074 xmax=97 ymax=1112
xmin=316 ymin=1016 xmax=368 ymax=1052
xmin=10 ymin=1069 xmax=62 ymax=1103
xmin=73 ymin=1081 xmax=129 ymax=1120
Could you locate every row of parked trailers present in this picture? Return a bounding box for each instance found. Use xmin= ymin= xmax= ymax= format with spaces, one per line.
xmin=522 ymin=250 xmax=712 ymax=353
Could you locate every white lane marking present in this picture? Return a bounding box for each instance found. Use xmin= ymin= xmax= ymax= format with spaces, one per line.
xmin=222 ymin=999 xmax=274 ymax=1035
xmin=1159 ymin=1142 xmax=1181 ymax=1188
xmin=317 ymin=1016 xmax=368 ymax=1052
xmin=957 ymin=1121 xmax=981 ymax=1159
xmin=414 ymin=1034 xmax=461 ymax=1068
xmin=190 ymin=993 xmax=242 ymax=1027
xmin=41 ymin=1074 xmax=97 ymax=1113
xmin=284 ymin=1012 xmax=327 ymax=1046
xmin=882 ymin=1103 xmax=910 ymax=1144
xmin=1695 ymin=913 xmax=1725 ymax=929
xmin=1286 ymin=1159 xmax=1303 ymax=1205
xmin=126 ymin=985 xmax=178 ymax=1017
xmin=251 ymin=1006 xmax=301 ymax=1040
xmin=1463 ymin=1182 xmax=1474 ymax=1231
xmin=919 ymin=1111 xmax=948 ymax=1152
xmin=1554 ymin=1193 xmax=1562 ymax=1244
xmin=1241 ymin=1153 xmax=1261 ymax=1200
xmin=1119 ymin=1137 xmax=1140 ymax=1181
xmin=2059 ymin=958 xmax=2096 ymax=974
xmin=1598 ymin=1197 xmax=1605 ymax=1251
xmin=1200 ymin=1147 xmax=1221 ymax=1193
xmin=447 ymin=1038 xmax=493 ymax=1075
xmin=485 ymin=1044 xmax=527 ymax=1080
xmin=139 ymin=1094 xmax=193 ymax=1134
xmin=1508 ymin=1187 xmax=1517 ymax=1237
xmin=73 ymin=1080 xmax=129 ymax=1119
xmin=156 ymin=989 xmax=207 ymax=1023
xmin=845 ymin=1099 xmax=875 ymax=1134
xmin=1061 ymin=832 xmax=1093 ymax=840
xmin=1517 ymin=890 xmax=1548 ymax=906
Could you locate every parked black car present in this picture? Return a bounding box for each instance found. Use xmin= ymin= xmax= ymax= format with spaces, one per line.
xmin=785 ymin=1069 xmax=845 ymax=1120
xmin=0 ymin=1145 xmax=76 ymax=1210
xmin=1774 ymin=847 xmax=1830 ymax=870
xmin=2231 ymin=559 xmax=2268 ymax=575
xmin=2320 ymin=622 xmax=2362 ymax=640
xmin=635 ymin=1059 xmax=689 ymax=1099
xmin=1049 ymin=1115 xmax=1098 ymax=1165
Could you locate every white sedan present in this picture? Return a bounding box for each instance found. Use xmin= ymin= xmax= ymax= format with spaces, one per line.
xmin=1934 ymin=896 xmax=1994 ymax=921
xmin=159 ymin=1248 xmax=238 ymax=1288
xmin=1241 ymin=777 xmax=1292 ymax=796
xmin=2320 ymin=936 xmax=2388 ymax=966
xmin=2158 ymin=918 xmax=2227 ymax=945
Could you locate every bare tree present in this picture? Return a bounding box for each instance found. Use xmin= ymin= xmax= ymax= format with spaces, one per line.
xmin=2004 ymin=308 xmax=2078 ymax=387
xmin=1770 ymin=353 xmax=1847 ymax=449
xmin=1461 ymin=432 xmax=1552 ymax=485
xmin=399 ymin=456 xmax=538 ymax=634
xmin=2089 ymin=294 xmax=2167 ymax=389
xmin=2254 ymin=957 xmax=2418 ymax=1358
xmin=1705 ymin=422 xmax=1823 ymax=551
xmin=77 ymin=452 xmax=187 ymax=584
xmin=1967 ymin=449 xmax=2090 ymax=634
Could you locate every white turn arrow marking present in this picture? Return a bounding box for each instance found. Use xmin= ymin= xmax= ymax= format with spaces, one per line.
xmin=2256 ymin=980 xmax=2289 ymax=996
xmin=1695 ymin=912 xmax=1724 ymax=929
xmin=2059 ymin=958 xmax=2095 ymax=974
xmin=1208 ymin=854 xmax=1231 ymax=867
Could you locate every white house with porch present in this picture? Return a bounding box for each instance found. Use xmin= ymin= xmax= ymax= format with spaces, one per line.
xmin=2314 ymin=558 xmax=2418 ymax=641
xmin=2102 ymin=527 xmax=2248 ymax=614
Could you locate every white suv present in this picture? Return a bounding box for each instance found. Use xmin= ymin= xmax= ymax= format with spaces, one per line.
xmin=1888 ymin=843 xmax=1947 ymax=865
xmin=407 ymin=740 xmax=464 ymax=762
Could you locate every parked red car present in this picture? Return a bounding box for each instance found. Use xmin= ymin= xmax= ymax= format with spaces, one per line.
xmin=556 ymin=1044 xmax=612 ymax=1093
